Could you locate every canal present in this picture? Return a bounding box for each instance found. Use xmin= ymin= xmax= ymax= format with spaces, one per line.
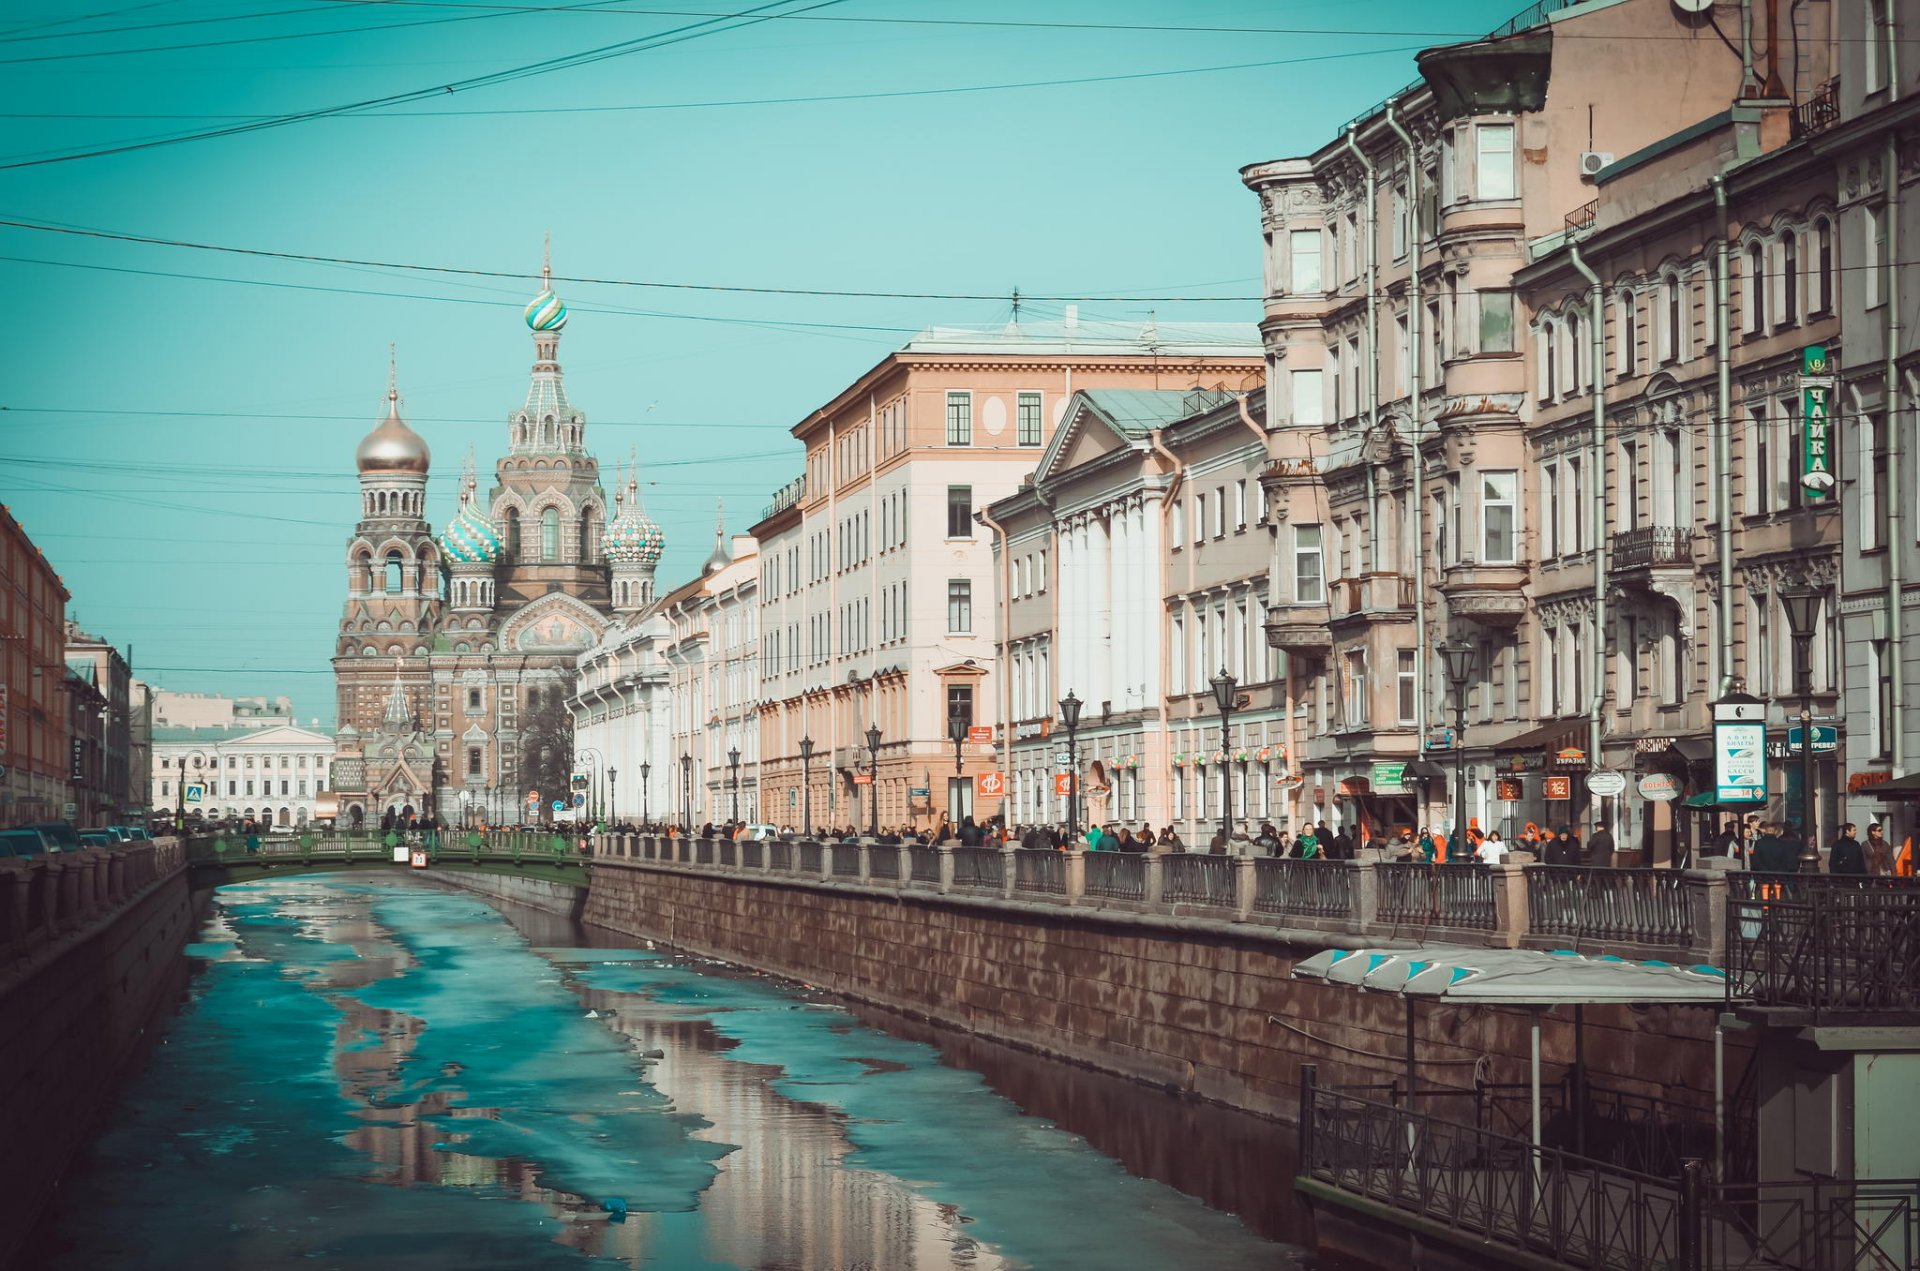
xmin=26 ymin=876 xmax=1345 ymax=1269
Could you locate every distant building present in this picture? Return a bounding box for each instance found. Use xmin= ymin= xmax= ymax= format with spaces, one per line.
xmin=149 ymin=690 xmax=296 ymax=731
xmin=64 ymin=622 xmax=134 ymax=824
xmin=659 ymin=514 xmax=759 ymax=827
xmin=0 ymin=504 xmax=70 ymax=826
xmin=151 ymin=724 xmax=335 ymax=828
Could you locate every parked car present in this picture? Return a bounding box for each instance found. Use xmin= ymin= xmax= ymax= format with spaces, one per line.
xmin=78 ymin=830 xmax=117 ymax=847
xmin=743 ymin=824 xmax=780 ymax=841
xmin=16 ymin=822 xmax=80 ymax=852
xmin=0 ymin=828 xmax=54 ymax=858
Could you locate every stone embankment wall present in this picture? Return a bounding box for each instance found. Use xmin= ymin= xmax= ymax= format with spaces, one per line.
xmin=0 ymin=842 xmax=196 ymax=1270
xmin=424 ymin=868 xmax=585 ymax=919
xmin=583 ymin=858 xmax=1735 ymax=1125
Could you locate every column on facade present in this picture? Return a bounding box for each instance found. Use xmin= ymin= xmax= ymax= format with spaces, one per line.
xmin=1058 ymin=518 xmax=1079 ymax=704
xmin=1107 ymin=503 xmax=1128 ymax=711
xmin=1090 ymin=511 xmax=1112 ymax=709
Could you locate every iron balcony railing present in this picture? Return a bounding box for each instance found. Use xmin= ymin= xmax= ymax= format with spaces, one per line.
xmin=1794 ymin=78 xmax=1841 ymax=139
xmin=1611 ymin=525 xmax=1693 ymax=569
xmin=1527 ymin=867 xmax=1693 ymax=946
xmin=1566 ymin=197 xmax=1598 ymax=235
xmin=761 ymin=474 xmax=806 ymax=521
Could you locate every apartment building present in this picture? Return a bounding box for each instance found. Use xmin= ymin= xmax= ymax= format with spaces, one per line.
xmin=752 ymin=318 xmax=1261 ymax=835
xmin=0 ymin=505 xmax=69 ymax=827
xmin=659 ymin=516 xmax=760 ymax=827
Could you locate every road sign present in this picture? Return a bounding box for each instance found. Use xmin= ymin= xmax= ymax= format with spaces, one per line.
xmin=551 ymin=799 xmax=565 ymax=812
xmin=1055 ymin=751 xmax=1074 ymax=767
xmin=184 ymin=783 xmax=205 ymax=804
xmin=1586 ymin=771 xmax=1627 ymax=797
xmin=967 ymin=726 xmax=993 ymax=745
xmin=571 ymin=793 xmax=587 ymax=808
xmin=1638 ymin=773 xmax=1680 ymax=801
xmin=909 ymin=787 xmax=931 ymax=798
xmin=527 ymin=789 xmax=540 ymax=802
xmin=975 ymin=772 xmax=1006 ymax=798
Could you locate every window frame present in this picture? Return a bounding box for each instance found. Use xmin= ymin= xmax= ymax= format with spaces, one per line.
xmin=945 ymin=391 xmax=973 ymax=446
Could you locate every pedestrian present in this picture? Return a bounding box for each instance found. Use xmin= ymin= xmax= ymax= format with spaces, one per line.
xmin=1208 ymin=828 xmax=1228 ymax=855
xmin=1828 ymin=822 xmax=1865 ymax=875
xmin=1415 ymin=826 xmax=1438 ymax=862
xmin=1751 ymin=821 xmax=1798 ymax=873
xmin=1474 ymin=830 xmax=1507 ymax=865
xmin=1544 ymin=827 xmax=1580 ymax=866
xmin=1254 ymin=821 xmax=1280 ymax=856
xmin=1865 ymin=822 xmax=1896 ymax=875
xmin=1328 ymin=825 xmax=1354 ymax=860
xmin=1084 ymin=822 xmax=1105 ymax=852
xmin=1137 ymin=827 xmax=1157 ymax=850
xmin=1294 ymin=823 xmax=1320 ymax=859
xmin=1161 ymin=826 xmax=1185 ymax=852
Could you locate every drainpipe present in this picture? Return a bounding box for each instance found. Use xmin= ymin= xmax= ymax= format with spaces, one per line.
xmin=1889 ymin=0 xmax=1901 ymax=104
xmin=1886 ymin=129 xmax=1905 ymax=774
xmin=977 ymin=503 xmax=1016 ymax=796
xmin=1568 ymin=238 xmax=1608 ymax=832
xmin=1344 ymin=125 xmax=1383 ymax=573
xmin=1385 ymin=101 xmax=1429 ymax=760
xmin=1712 ymin=176 xmax=1736 ymax=693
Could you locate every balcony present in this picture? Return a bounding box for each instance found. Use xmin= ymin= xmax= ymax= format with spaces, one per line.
xmin=1264 ymin=603 xmax=1334 ymax=654
xmin=1610 ymin=526 xmax=1692 ymax=571
xmin=1329 ymin=572 xmax=1415 ymax=624
xmin=1793 ymin=78 xmax=1840 ymax=139
xmin=1438 ymin=562 xmax=1529 ymax=627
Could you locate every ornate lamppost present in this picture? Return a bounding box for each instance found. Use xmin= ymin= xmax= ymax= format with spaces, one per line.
xmin=799 ymin=736 xmax=814 ymax=837
xmin=1437 ymin=641 xmax=1476 ymax=845
xmin=1058 ymin=690 xmax=1082 ymax=842
xmin=948 ymin=711 xmax=968 ymax=821
xmin=639 ymin=760 xmax=650 ymax=826
xmin=1210 ymin=669 xmax=1238 ymax=846
xmin=728 ymin=746 xmax=741 ymax=823
xmin=865 ymin=724 xmax=881 ymax=837
xmin=1778 ymin=579 xmax=1826 ymax=869
xmin=607 ymin=766 xmax=617 ymax=826
xmin=679 ymin=752 xmax=693 ymax=828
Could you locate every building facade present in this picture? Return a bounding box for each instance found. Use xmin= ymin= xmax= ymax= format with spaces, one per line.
xmin=150 ymin=690 xmax=298 ymax=731
xmin=63 ymin=621 xmax=135 ymax=823
xmin=659 ymin=516 xmax=760 ymax=828
xmin=330 ymin=259 xmax=626 ymax=827
xmin=750 ymin=318 xmax=1260 ymax=835
xmin=152 ymin=724 xmax=335 ymax=827
xmin=0 ymin=504 xmax=70 ymax=827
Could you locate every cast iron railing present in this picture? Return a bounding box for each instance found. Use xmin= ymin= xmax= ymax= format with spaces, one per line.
xmin=831 ymin=844 xmax=861 ymax=878
xmin=695 ymin=837 xmax=714 ymax=866
xmin=1083 ymin=851 xmax=1147 ymax=901
xmin=1378 ymin=862 xmax=1497 ymax=930
xmin=798 ymin=841 xmax=822 ymax=875
xmin=718 ymin=839 xmax=737 ymax=868
xmin=950 ymin=847 xmax=1003 ymax=890
xmin=740 ymin=840 xmax=763 ymax=870
xmin=909 ymin=844 xmax=940 ymax=883
xmin=1013 ymin=848 xmax=1066 ymax=895
xmin=1254 ymin=858 xmax=1353 ymax=919
xmin=1705 ymin=1176 xmax=1919 ymax=1271
xmin=1611 ymin=525 xmax=1692 ymax=569
xmin=1162 ymin=854 xmax=1236 ymax=908
xmin=767 ymin=839 xmax=791 ymax=872
xmin=1727 ymin=881 xmax=1920 ymax=1022
xmin=1793 ymin=78 xmax=1841 ymax=139
xmin=868 ymin=844 xmax=899 ymax=881
xmin=1527 ymin=867 xmax=1693 ymax=946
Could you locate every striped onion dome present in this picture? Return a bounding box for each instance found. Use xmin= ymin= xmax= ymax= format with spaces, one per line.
xmin=604 ymin=489 xmax=664 ymax=566
xmin=441 ymin=499 xmax=501 ymax=564
xmin=524 ymin=287 xmax=568 ymax=331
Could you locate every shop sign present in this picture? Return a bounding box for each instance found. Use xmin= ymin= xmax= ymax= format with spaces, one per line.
xmin=975 ymin=772 xmax=1006 ymax=798
xmin=1587 ymin=771 xmax=1628 ymax=797
xmin=1502 ymin=754 xmax=1542 ymax=773
xmin=1634 ymin=737 xmax=1676 ymax=754
xmin=1495 ymin=778 xmax=1524 ymax=802
xmin=1714 ymin=720 xmax=1768 ymax=804
xmin=1338 ymin=776 xmax=1371 ymax=797
xmin=1801 ymin=345 xmax=1835 ymax=499
xmin=1371 ymin=762 xmax=1409 ymax=793
xmin=1545 ymin=776 xmax=1572 ymax=801
xmin=1553 ymin=747 xmax=1589 ymax=769
xmin=1637 ymin=773 xmax=1681 ymax=801
xmin=1786 ymin=725 xmax=1839 ymax=753
xmin=967 ymin=726 xmax=994 ymax=745
xmin=1053 ymin=773 xmax=1075 ymax=796
xmin=70 ymin=737 xmax=83 ymax=781
xmin=853 ymin=773 xmax=872 ymax=786
xmin=1848 ymin=770 xmax=1893 ymax=794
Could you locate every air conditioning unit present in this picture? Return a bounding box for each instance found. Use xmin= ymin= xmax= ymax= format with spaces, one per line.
xmin=1580 ymin=151 xmax=1616 ymax=178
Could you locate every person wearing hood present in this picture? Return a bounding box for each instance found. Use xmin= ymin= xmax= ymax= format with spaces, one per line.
xmin=1544 ymin=827 xmax=1581 ymax=866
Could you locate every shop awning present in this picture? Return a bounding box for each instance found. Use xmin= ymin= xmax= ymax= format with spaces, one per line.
xmin=1404 ymin=759 xmax=1448 ymax=781
xmin=1867 ymin=773 xmax=1920 ymax=801
xmin=1292 ymin=945 xmax=1730 ymax=1006
xmin=1491 ymin=717 xmax=1588 ymax=755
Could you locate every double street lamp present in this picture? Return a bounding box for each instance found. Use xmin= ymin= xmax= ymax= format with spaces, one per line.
xmin=1437 ymin=641 xmax=1476 ymax=843
xmin=865 ymin=724 xmax=882 ymax=837
xmin=1211 ymin=669 xmax=1238 ymax=846
xmin=1059 ymin=690 xmax=1082 ymax=843
xmin=1778 ymin=579 xmax=1825 ymax=869
xmin=799 ymin=736 xmax=815 ymax=837
xmin=728 ymin=746 xmax=741 ymax=823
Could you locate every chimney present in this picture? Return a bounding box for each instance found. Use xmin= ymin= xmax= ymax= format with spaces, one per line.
xmin=1064 ymin=304 xmax=1079 ymax=329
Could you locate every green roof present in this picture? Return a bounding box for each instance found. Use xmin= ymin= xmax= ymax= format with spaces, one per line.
xmin=1077 ymin=389 xmax=1227 ymax=439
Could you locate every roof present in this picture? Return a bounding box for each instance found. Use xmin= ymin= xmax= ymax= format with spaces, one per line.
xmin=152 ymin=723 xmax=334 ymax=746
xmin=898 ymin=318 xmax=1260 ymax=359
xmin=1078 ymin=389 xmax=1217 ymax=438
xmin=1293 ymin=945 xmax=1730 ymax=1006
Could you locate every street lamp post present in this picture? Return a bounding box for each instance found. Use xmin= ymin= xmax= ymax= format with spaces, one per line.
xmin=1058 ymin=691 xmax=1082 ymax=842
xmin=728 ymin=746 xmax=741 ymax=824
xmin=1778 ymin=580 xmax=1825 ymax=869
xmin=1210 ymin=669 xmax=1238 ymax=847
xmin=639 ymin=761 xmax=650 ymax=826
xmin=799 ymin=736 xmax=815 ymax=837
xmin=1437 ymin=641 xmax=1476 ymax=846
xmin=948 ymin=712 xmax=968 ymax=822
xmin=680 ymin=753 xmax=693 ymax=828
xmin=865 ymin=724 xmax=882 ymax=837
xmin=607 ymin=767 xmax=617 ymax=827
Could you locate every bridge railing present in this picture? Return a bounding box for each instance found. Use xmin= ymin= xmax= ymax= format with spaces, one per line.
xmin=0 ymin=838 xmax=186 ymax=965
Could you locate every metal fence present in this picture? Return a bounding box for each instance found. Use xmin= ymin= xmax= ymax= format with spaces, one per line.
xmin=1083 ymin=851 xmax=1147 ymax=901
xmin=1527 ymin=867 xmax=1692 ymax=946
xmin=909 ymin=844 xmax=940 ymax=883
xmin=868 ymin=844 xmax=900 ymax=881
xmin=1704 ymin=1177 xmax=1920 ymax=1271
xmin=1162 ymin=854 xmax=1236 ymax=909
xmin=768 ymin=840 xmax=792 ymax=872
xmin=1727 ymin=882 xmax=1920 ymax=1022
xmin=798 ymin=841 xmax=822 ymax=875
xmin=695 ymin=838 xmax=714 ymax=866
xmin=1253 ymin=858 xmax=1353 ymax=919
xmin=1014 ymin=849 xmax=1066 ymax=895
xmin=831 ymin=844 xmax=861 ymax=878
xmin=951 ymin=847 xmax=1003 ymax=890
xmin=740 ymin=840 xmax=763 ymax=870
xmin=718 ymin=839 xmax=737 ymax=868
xmin=1378 ymin=862 xmax=1497 ymax=930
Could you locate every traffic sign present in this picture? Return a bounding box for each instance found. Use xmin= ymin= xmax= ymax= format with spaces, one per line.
xmin=551 ymin=799 xmax=565 ymax=811
xmin=571 ymin=793 xmax=587 ymax=808
xmin=975 ymin=772 xmax=1006 ymax=798
xmin=527 ymin=789 xmax=540 ymax=802
xmin=1055 ymin=751 xmax=1074 ymax=767
xmin=184 ymin=783 xmax=205 ymax=804
xmin=1586 ymin=771 xmax=1627 ymax=797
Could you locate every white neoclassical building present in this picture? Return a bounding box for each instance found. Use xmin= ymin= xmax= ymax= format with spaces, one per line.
xmin=151 ymin=723 xmax=336 ymax=827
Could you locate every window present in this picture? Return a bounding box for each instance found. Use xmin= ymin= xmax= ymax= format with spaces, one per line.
xmin=1475 ymin=123 xmax=1515 ymax=200
xmin=1293 ymin=526 xmax=1324 ymax=603
xmin=1619 ymin=440 xmax=1639 ymax=529
xmin=1867 ymin=3 xmax=1891 ymax=93
xmin=946 ymin=485 xmax=973 ymax=538
xmin=945 ymin=392 xmax=972 ymax=445
xmin=1478 ymin=290 xmax=1515 ymax=353
xmin=947 ymin=684 xmax=974 ymax=729
xmin=1290 ymin=369 xmax=1324 ymax=426
xmin=1873 ymin=639 xmax=1894 ymax=757
xmin=1813 ymin=219 xmax=1834 ymax=316
xmin=1171 ymin=499 xmax=1186 ymax=545
xmin=1863 ymin=413 xmax=1889 ymax=551
xmin=1016 ymin=392 xmax=1044 ymax=446
xmin=1539 ymin=321 xmax=1557 ymax=399
xmin=947 ymin=579 xmax=972 ymax=633
xmin=1540 ymin=461 xmax=1560 ymax=558
xmin=1865 ymin=204 xmax=1886 ymax=308
xmin=466 ymin=687 xmax=481 ymax=710
xmin=1288 ymin=229 xmax=1322 ymax=293
xmin=1342 ymin=650 xmax=1368 ymax=729
xmin=1617 ymin=291 xmax=1637 ymax=377
xmin=1482 ymin=471 xmax=1517 ymax=563
xmin=1663 ymin=273 xmax=1683 ymax=361
xmin=1234 ymin=480 xmax=1248 ymax=530
xmin=1566 ymin=310 xmax=1582 ymax=392
xmin=540 ymin=507 xmax=560 ymax=561
xmin=1620 ymin=615 xmax=1640 ymax=703
xmin=385 ymin=552 xmax=404 ymax=594
xmin=1782 ymin=230 xmax=1798 ymax=324
xmin=1037 ymin=549 xmax=1047 ymax=591
xmin=1212 ymin=487 xmax=1227 ymax=539
xmin=1391 ymin=185 xmax=1408 ymax=258
xmin=1397 ymin=650 xmax=1416 ymax=724
xmin=1750 ymin=403 xmax=1771 ymax=515
xmin=1327 ymin=346 xmax=1343 ymax=419
xmin=1745 ymin=241 xmax=1767 ymax=333
xmin=1395 ymin=313 xmax=1410 ymax=396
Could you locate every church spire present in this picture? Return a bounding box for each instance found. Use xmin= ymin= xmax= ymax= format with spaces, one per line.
xmin=513 ymin=237 xmax=582 ymax=455
xmin=382 ymin=657 xmax=413 ymax=732
xmin=703 ymin=497 xmax=732 ymax=573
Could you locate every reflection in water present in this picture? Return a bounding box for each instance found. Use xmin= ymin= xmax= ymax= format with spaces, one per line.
xmin=31 ymin=878 xmax=1319 ymax=1270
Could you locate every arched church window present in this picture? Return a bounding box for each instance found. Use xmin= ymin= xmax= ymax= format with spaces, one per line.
xmin=541 ymin=507 xmax=560 ymax=561
xmin=386 ymin=552 xmax=404 ymax=594
xmin=581 ymin=510 xmax=600 ymax=562
xmin=502 ymin=509 xmax=520 ymax=558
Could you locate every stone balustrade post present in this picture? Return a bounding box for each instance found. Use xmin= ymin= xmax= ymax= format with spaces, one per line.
xmin=1234 ymin=855 xmax=1257 ymax=921
xmin=999 ymin=843 xmax=1018 ymax=900
xmin=1063 ymin=848 xmax=1086 ymax=904
xmin=1144 ymin=852 xmax=1164 ymax=907
xmin=856 ymin=839 xmax=873 ymax=884
xmin=1683 ymin=869 xmax=1727 ymax=967
xmin=0 ymin=862 xmax=27 ymax=959
xmin=1351 ymin=859 xmax=1379 ymax=936
xmin=1490 ymin=862 xmax=1529 ymax=948
xmin=56 ymin=857 xmax=80 ymax=934
xmin=103 ymin=849 xmax=126 ymax=906
xmin=79 ymin=850 xmax=102 ymax=923
xmin=818 ymin=840 xmax=835 ymax=883
xmin=896 ymin=843 xmax=913 ymax=887
xmin=936 ymin=845 xmax=955 ymax=895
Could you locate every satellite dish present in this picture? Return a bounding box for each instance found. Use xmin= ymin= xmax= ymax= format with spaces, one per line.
xmin=1672 ymin=0 xmax=1713 ymax=13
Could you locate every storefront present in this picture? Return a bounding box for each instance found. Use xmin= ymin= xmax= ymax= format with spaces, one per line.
xmin=1491 ymin=718 xmax=1591 ymax=843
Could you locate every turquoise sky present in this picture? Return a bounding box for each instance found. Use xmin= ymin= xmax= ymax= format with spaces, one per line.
xmin=0 ymin=0 xmax=1524 ymax=725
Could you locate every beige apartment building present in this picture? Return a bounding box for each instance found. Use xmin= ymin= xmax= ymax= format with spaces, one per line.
xmin=659 ymin=515 xmax=760 ymax=827
xmin=1245 ymin=0 xmax=1807 ymax=843
xmin=751 ymin=318 xmax=1260 ymax=835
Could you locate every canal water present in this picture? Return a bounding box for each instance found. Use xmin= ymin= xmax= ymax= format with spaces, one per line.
xmin=28 ymin=877 xmax=1342 ymax=1270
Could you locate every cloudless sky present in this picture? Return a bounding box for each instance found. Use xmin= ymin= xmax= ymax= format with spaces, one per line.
xmin=0 ymin=0 xmax=1525 ymax=726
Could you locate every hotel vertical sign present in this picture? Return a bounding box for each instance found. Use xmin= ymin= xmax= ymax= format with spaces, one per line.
xmin=1801 ymin=345 xmax=1835 ymax=499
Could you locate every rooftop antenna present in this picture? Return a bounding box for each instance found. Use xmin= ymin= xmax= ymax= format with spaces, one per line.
xmin=1010 ymin=286 xmax=1021 ymax=323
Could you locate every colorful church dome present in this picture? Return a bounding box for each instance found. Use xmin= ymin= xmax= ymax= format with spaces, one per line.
xmin=524 ymin=287 xmax=567 ymax=332
xmin=604 ymin=487 xmax=664 ymax=566
xmin=442 ymin=501 xmax=501 ymax=564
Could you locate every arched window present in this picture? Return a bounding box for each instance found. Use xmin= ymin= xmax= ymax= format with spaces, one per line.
xmin=1663 ymin=273 xmax=1682 ymax=362
xmin=1782 ymin=229 xmax=1799 ymax=323
xmin=501 ymin=509 xmax=520 ymax=558
xmin=385 ymin=552 xmax=404 ymax=594
xmin=1813 ymin=218 xmax=1834 ymax=316
xmin=541 ymin=507 xmax=560 ymax=561
xmin=581 ymin=510 xmax=600 ymax=562
xmin=1746 ymin=241 xmax=1767 ymax=332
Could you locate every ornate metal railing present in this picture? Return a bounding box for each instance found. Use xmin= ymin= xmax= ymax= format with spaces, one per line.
xmin=831 ymin=844 xmax=861 ymax=878
xmin=867 ymin=843 xmax=899 ymax=881
xmin=909 ymin=844 xmax=940 ymax=883
xmin=1793 ymin=78 xmax=1841 ymax=139
xmin=1727 ymin=882 xmax=1920 ymax=1022
xmin=718 ymin=839 xmax=737 ymax=868
xmin=694 ymin=837 xmax=714 ymax=866
xmin=1378 ymin=862 xmax=1498 ymax=930
xmin=740 ymin=840 xmax=763 ymax=870
xmin=1527 ymin=867 xmax=1692 ymax=946
xmin=798 ymin=841 xmax=822 ymax=875
xmin=1611 ymin=525 xmax=1692 ymax=569
xmin=1083 ymin=851 xmax=1147 ymax=901
xmin=1253 ymin=858 xmax=1353 ymax=919
xmin=950 ymin=847 xmax=1003 ymax=890
xmin=1162 ymin=854 xmax=1236 ymax=909
xmin=1013 ymin=849 xmax=1066 ymax=895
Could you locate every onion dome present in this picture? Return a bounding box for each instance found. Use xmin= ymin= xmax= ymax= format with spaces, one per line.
xmin=357 ymin=376 xmax=431 ymax=474
xmin=524 ymin=235 xmax=568 ymax=331
xmin=440 ymin=450 xmax=500 ymax=563
xmin=703 ymin=497 xmax=732 ymax=573
xmin=604 ymin=486 xmax=665 ymax=566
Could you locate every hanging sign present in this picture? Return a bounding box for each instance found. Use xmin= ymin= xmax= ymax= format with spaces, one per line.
xmin=1545 ymin=776 xmax=1572 ymax=801
xmin=1586 ymin=771 xmax=1628 ymax=797
xmin=975 ymin=772 xmax=1006 ymax=797
xmin=1801 ymin=345 xmax=1835 ymax=498
xmin=1637 ymin=773 xmax=1681 ymax=801
xmin=1715 ymin=724 xmax=1768 ymax=804
xmin=967 ymin=726 xmax=994 ymax=745
xmin=1370 ymin=761 xmax=1409 ymax=793
xmin=1053 ymin=773 xmax=1076 ymax=795
xmin=1495 ymin=777 xmax=1524 ymax=802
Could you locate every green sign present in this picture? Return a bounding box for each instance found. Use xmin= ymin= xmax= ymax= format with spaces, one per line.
xmin=1371 ymin=761 xmax=1409 ymax=793
xmin=1801 ymin=345 xmax=1835 ymax=499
